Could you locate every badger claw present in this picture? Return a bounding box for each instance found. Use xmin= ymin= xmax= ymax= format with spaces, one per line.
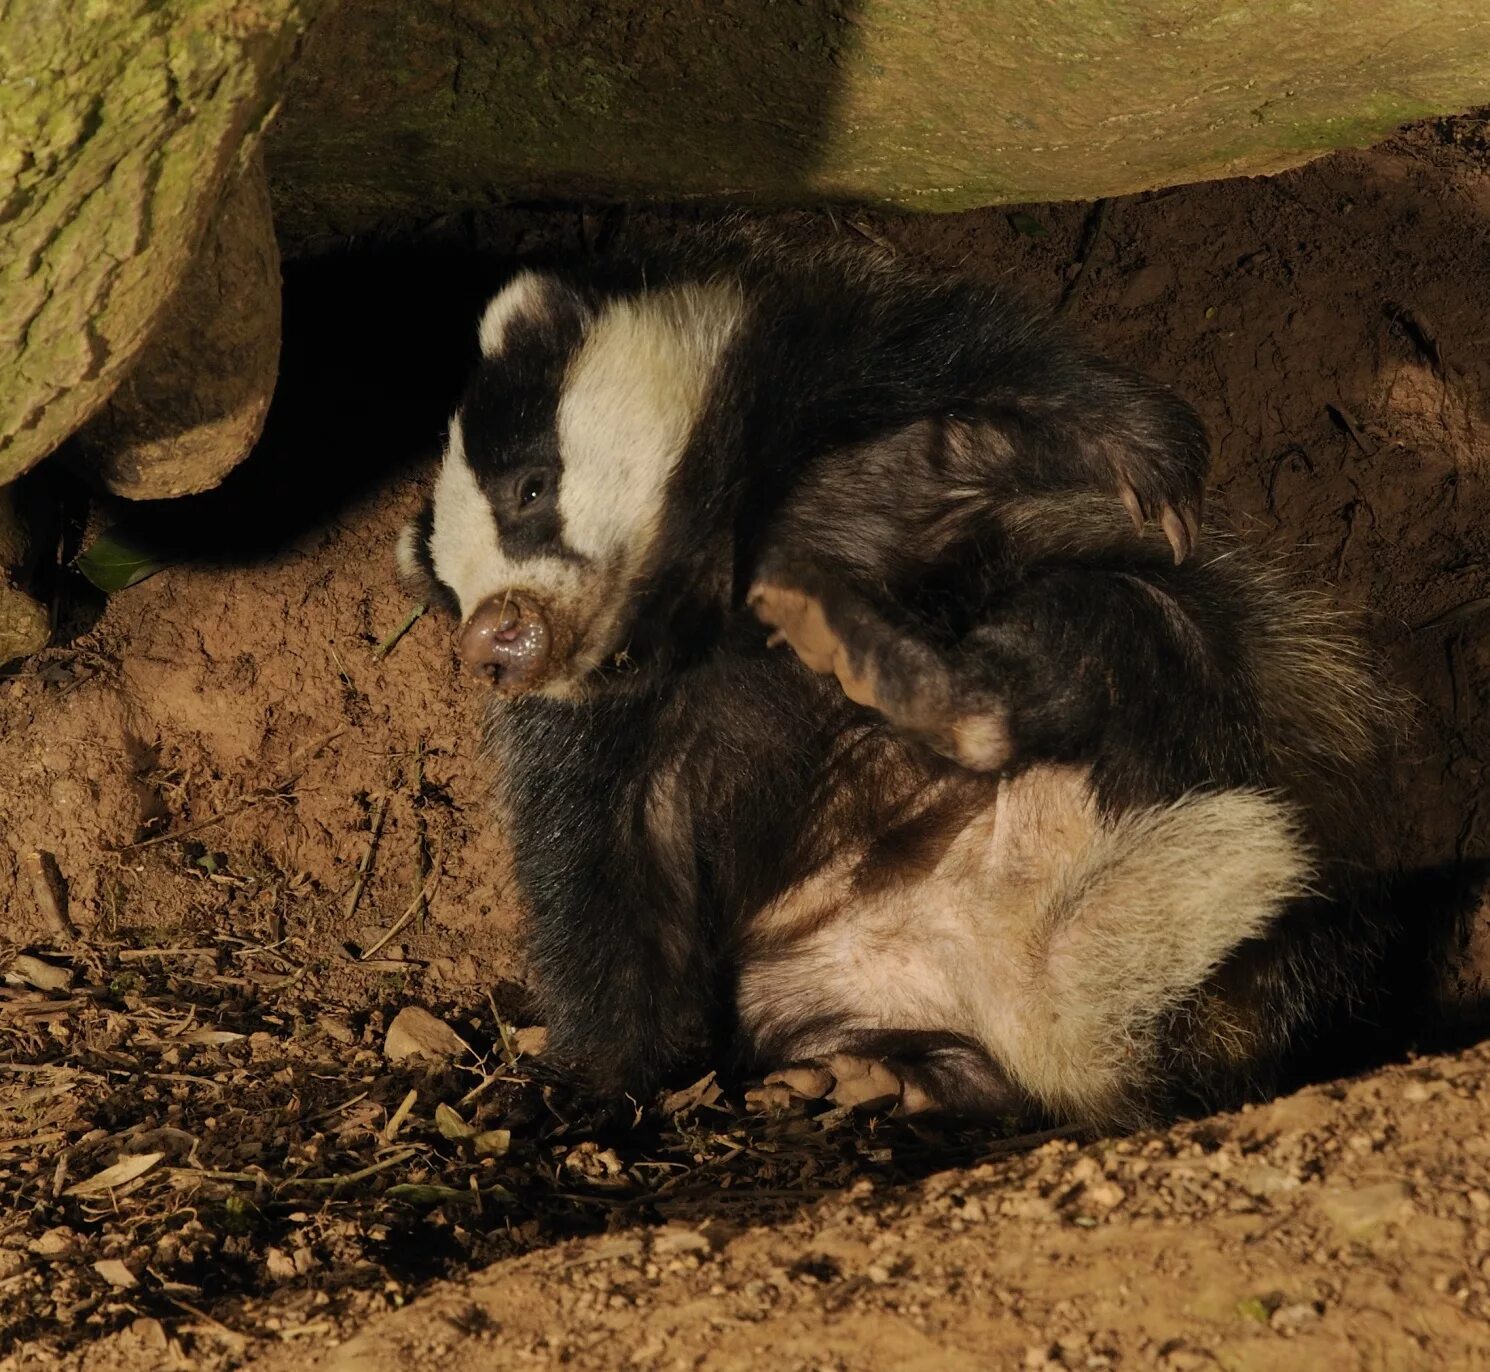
xmin=1118 ymin=482 xmax=1146 ymax=536
xmin=1118 ymin=480 xmax=1203 ymax=566
xmin=1160 ymin=505 xmax=1191 ymax=565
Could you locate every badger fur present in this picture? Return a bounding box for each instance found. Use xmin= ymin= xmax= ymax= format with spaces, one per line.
xmin=399 ymin=230 xmax=1399 ymax=1130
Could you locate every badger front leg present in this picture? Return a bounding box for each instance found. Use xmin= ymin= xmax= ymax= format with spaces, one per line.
xmin=494 ymin=696 xmax=721 ymax=1103
xmin=748 ymin=564 xmax=1013 ymax=773
xmin=750 ymin=551 xmax=1264 ymax=798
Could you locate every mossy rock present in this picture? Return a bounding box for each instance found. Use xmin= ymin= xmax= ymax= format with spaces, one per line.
xmin=0 ymin=0 xmax=316 ymax=486
xmin=266 ymin=0 xmax=1490 ymax=240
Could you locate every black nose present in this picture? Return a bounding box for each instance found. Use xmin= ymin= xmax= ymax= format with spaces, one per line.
xmin=458 ymin=593 xmax=551 ymax=690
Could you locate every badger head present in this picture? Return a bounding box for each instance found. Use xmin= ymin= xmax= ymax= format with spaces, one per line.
xmin=398 ymin=269 xmax=746 ymax=698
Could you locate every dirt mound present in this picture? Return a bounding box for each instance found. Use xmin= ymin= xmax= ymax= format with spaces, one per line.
xmin=4 ymin=115 xmax=1490 ymax=1368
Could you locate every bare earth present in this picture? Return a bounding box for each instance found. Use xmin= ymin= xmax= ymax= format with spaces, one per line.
xmin=4 ymin=115 xmax=1490 ymax=1369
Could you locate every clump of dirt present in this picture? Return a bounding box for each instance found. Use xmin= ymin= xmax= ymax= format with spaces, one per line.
xmin=4 ymin=115 xmax=1490 ymax=1369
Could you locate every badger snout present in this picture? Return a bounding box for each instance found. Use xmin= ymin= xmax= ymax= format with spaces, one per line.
xmin=458 ymin=593 xmax=551 ymax=691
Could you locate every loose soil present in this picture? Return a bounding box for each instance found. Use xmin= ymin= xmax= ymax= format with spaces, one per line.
xmin=6 ymin=115 xmax=1490 ymax=1370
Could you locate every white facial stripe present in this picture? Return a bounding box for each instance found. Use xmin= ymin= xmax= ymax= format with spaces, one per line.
xmin=478 ymin=270 xmax=554 ymax=359
xmin=555 ymin=282 xmax=744 ymax=573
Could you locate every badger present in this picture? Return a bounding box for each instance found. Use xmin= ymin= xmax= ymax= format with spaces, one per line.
xmin=398 ymin=229 xmax=1400 ymax=1130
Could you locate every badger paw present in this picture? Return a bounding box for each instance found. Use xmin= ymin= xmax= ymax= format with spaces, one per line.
xmin=751 ymin=1040 xmax=1027 ymax=1121
xmin=760 ymin=1054 xmax=910 ymax=1115
xmin=747 ymin=572 xmax=1010 ymax=773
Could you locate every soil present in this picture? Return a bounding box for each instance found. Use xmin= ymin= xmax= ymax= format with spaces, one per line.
xmin=6 ymin=114 xmax=1490 ymax=1369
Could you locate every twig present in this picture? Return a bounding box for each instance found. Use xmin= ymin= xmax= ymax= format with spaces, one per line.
xmin=1057 ymin=198 xmax=1110 ymax=315
xmin=374 ymin=603 xmax=427 ymax=660
xmin=118 ymin=730 xmax=342 ymax=852
xmin=359 ymin=868 xmax=439 ymax=962
xmin=1411 ymin=596 xmax=1490 ymax=635
xmin=166 ymin=1296 xmax=247 ymax=1350
xmin=116 ymin=947 xmax=217 ymax=961
xmin=844 ymin=217 xmax=898 ymax=256
xmin=384 ymin=1088 xmax=418 ymax=1144
xmin=1326 ymin=402 xmax=1376 ymax=456
xmin=21 ymin=851 xmax=75 ymax=942
xmin=973 ymin=1124 xmax=1082 ymax=1160
xmin=287 ymin=1148 xmax=417 ymax=1189
xmin=119 ymin=786 xmax=297 ymax=851
xmin=343 ymin=793 xmax=390 ymax=922
xmin=411 ymin=740 xmax=430 ymax=931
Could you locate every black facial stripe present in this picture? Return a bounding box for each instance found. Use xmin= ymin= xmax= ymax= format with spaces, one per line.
xmin=405 ymin=500 xmax=460 ymax=617
xmin=459 ymin=283 xmax=596 ymax=565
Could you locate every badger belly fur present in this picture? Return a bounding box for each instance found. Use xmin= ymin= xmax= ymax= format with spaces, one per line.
xmin=402 ymin=226 xmax=1403 ymax=1131
xmin=739 ymin=765 xmax=1311 ymax=1128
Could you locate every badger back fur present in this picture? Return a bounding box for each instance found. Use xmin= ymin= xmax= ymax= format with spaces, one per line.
xmin=400 ymin=228 xmax=1402 ymax=1130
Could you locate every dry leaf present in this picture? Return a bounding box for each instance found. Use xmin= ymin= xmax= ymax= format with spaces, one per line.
xmin=473 ymin=1128 xmax=511 ymax=1158
xmin=661 ymin=1071 xmax=722 ymax=1116
xmin=434 ymin=1103 xmax=475 ymax=1141
xmin=177 ymin=1029 xmax=246 ymax=1046
xmin=66 ymin=1153 xmax=165 ymax=1197
xmin=385 ymin=1007 xmax=470 ymax=1063
xmin=4 ymin=954 xmax=72 ymax=993
xmin=511 ymin=1025 xmax=549 ymax=1057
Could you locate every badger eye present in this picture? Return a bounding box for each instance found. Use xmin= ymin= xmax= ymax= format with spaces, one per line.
xmin=518 ymin=472 xmax=547 ymax=507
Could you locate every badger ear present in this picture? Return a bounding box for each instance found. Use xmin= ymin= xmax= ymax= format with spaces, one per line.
xmin=394 ymin=520 xmax=426 ymax=592
xmin=477 ymin=270 xmax=559 ymax=359
xmin=393 ymin=505 xmax=457 ymax=616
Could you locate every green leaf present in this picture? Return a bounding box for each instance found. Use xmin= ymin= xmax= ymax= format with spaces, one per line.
xmin=386 ymin=1184 xmax=469 ymax=1205
xmin=386 ymin=1182 xmax=514 ymax=1206
xmin=1007 ymin=211 xmax=1048 ymax=238
xmin=76 ymin=530 xmax=177 ymax=593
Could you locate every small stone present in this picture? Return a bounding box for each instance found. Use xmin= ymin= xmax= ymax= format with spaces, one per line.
xmin=266 ymin=1247 xmax=297 ymax=1280
xmin=128 ymin=1318 xmax=169 ymax=1351
xmin=1316 ymin=1181 xmax=1414 ymax=1238
xmin=318 ymin=1016 xmax=356 ymax=1045
xmin=93 ymin=1258 xmax=138 ymax=1288
xmin=1086 ymin=1182 xmax=1125 ymax=1211
xmin=29 ymin=1227 xmax=76 ymax=1257
xmin=653 ymin=1227 xmax=712 ymax=1257
xmin=1069 ymin=1156 xmax=1101 ymax=1184
xmin=1270 ymin=1302 xmax=1320 ymax=1334
xmin=384 ymin=1007 xmax=470 ymax=1063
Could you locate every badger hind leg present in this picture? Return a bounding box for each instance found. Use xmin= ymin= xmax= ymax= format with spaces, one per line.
xmin=995 ymin=785 xmax=1317 ymax=1129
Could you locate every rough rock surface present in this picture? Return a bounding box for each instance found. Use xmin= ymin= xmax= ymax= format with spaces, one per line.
xmin=0 ymin=0 xmax=316 ymax=485
xmin=0 ymin=485 xmax=46 ymax=665
xmin=267 ymin=0 xmax=1490 ymax=240
xmin=74 ymin=151 xmax=282 ymax=500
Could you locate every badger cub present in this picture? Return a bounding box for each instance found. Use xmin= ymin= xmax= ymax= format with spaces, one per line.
xmin=399 ymin=232 xmax=1396 ymax=1130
